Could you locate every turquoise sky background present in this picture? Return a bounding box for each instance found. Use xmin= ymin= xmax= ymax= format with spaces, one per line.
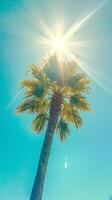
xmin=0 ymin=0 xmax=112 ymax=200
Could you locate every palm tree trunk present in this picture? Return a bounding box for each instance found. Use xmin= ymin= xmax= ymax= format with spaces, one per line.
xmin=30 ymin=91 xmax=62 ymax=200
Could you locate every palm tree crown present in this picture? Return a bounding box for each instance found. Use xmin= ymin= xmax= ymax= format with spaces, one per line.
xmin=17 ymin=55 xmax=91 ymax=141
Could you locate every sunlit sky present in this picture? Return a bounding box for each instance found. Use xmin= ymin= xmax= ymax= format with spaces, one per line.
xmin=0 ymin=0 xmax=112 ymax=200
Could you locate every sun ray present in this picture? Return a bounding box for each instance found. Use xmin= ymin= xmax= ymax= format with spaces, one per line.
xmin=39 ymin=19 xmax=56 ymax=40
xmin=36 ymin=0 xmax=111 ymax=63
xmin=6 ymin=89 xmax=23 ymax=110
xmin=4 ymin=0 xmax=112 ymax=110
xmin=73 ymin=49 xmax=112 ymax=88
xmin=63 ymin=0 xmax=110 ymax=40
xmin=71 ymin=55 xmax=112 ymax=96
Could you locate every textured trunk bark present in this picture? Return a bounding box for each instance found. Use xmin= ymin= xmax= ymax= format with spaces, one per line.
xmin=30 ymin=92 xmax=62 ymax=200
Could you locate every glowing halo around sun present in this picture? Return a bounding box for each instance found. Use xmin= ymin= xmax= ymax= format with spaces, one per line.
xmin=51 ymin=34 xmax=67 ymax=62
xmin=53 ymin=37 xmax=65 ymax=50
xmin=5 ymin=0 xmax=112 ymax=110
xmin=38 ymin=0 xmax=110 ymax=63
xmin=39 ymin=21 xmax=78 ymax=63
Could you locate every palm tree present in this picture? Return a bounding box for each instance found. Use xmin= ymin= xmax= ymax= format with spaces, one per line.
xmin=16 ymin=55 xmax=91 ymax=200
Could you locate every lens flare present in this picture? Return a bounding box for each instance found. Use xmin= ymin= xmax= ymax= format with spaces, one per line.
xmin=53 ymin=37 xmax=65 ymax=50
xmin=38 ymin=0 xmax=110 ymax=63
xmin=5 ymin=0 xmax=111 ymax=109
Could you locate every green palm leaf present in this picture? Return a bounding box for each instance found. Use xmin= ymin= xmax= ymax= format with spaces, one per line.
xmin=70 ymin=95 xmax=91 ymax=112
xmin=36 ymin=99 xmax=50 ymax=114
xmin=32 ymin=113 xmax=47 ymax=133
xmin=57 ymin=119 xmax=70 ymax=141
xmin=28 ymin=65 xmax=45 ymax=81
xmin=32 ymin=84 xmax=45 ymax=97
xmin=21 ymin=80 xmax=39 ymax=89
xmin=62 ymin=102 xmax=83 ymax=129
xmin=21 ymin=80 xmax=45 ymax=98
xmin=16 ymin=97 xmax=38 ymax=113
xmin=67 ymin=73 xmax=90 ymax=93
xmin=61 ymin=86 xmax=74 ymax=97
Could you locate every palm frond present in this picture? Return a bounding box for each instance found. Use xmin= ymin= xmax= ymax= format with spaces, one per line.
xmin=57 ymin=119 xmax=70 ymax=142
xmin=32 ymin=113 xmax=47 ymax=133
xmin=36 ymin=99 xmax=50 ymax=114
xmin=16 ymin=97 xmax=38 ymax=114
xmin=75 ymin=83 xmax=90 ymax=94
xmin=32 ymin=84 xmax=45 ymax=97
xmin=21 ymin=80 xmax=38 ymax=89
xmin=61 ymin=86 xmax=74 ymax=97
xmin=70 ymin=95 xmax=91 ymax=112
xmin=67 ymin=73 xmax=90 ymax=93
xmin=28 ymin=65 xmax=45 ymax=81
xmin=62 ymin=102 xmax=83 ymax=129
xmin=21 ymin=80 xmax=45 ymax=98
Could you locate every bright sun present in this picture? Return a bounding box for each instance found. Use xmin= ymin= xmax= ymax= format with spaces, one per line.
xmin=39 ymin=0 xmax=109 ymax=63
xmin=53 ymin=36 xmax=65 ymax=50
xmin=6 ymin=0 xmax=111 ymax=110
xmin=51 ymin=35 xmax=67 ymax=62
xmin=39 ymin=20 xmax=76 ymax=62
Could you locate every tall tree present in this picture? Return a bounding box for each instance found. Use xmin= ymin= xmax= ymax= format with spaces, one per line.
xmin=16 ymin=55 xmax=91 ymax=200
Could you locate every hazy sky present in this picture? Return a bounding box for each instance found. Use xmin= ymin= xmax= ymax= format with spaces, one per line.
xmin=0 ymin=0 xmax=112 ymax=200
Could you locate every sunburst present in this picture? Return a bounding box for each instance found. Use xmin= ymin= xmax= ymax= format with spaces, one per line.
xmin=38 ymin=0 xmax=110 ymax=63
xmin=39 ymin=20 xmax=78 ymax=62
xmin=6 ymin=0 xmax=111 ymax=109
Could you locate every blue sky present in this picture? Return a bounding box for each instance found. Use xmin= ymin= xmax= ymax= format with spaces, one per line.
xmin=0 ymin=0 xmax=112 ymax=200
